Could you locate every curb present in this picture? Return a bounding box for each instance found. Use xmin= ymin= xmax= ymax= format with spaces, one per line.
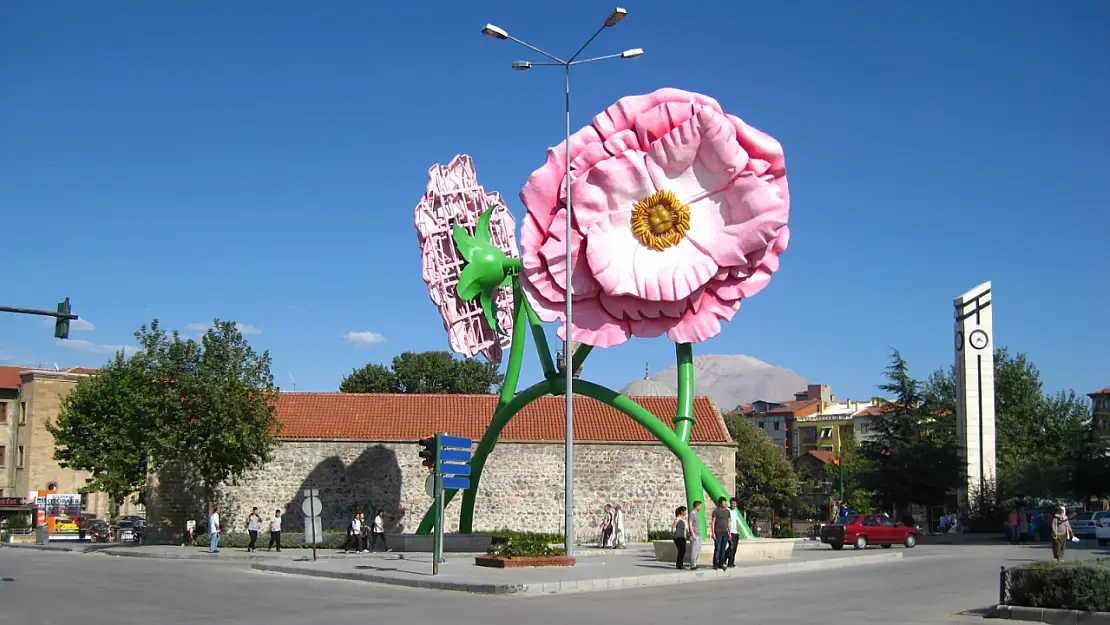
xmin=2 ymin=543 xmax=83 ymax=553
xmin=251 ymin=551 xmax=904 ymax=595
xmin=996 ymin=604 xmax=1110 ymax=624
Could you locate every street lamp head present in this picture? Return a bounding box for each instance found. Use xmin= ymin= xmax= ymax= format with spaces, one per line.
xmin=604 ymin=8 xmax=628 ymax=27
xmin=481 ymin=24 xmax=509 ymax=39
xmin=511 ymin=61 xmax=532 ymax=71
xmin=620 ymin=48 xmax=644 ymax=59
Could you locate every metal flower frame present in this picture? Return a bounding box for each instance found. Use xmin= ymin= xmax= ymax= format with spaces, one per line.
xmin=415 ymin=208 xmax=754 ymax=540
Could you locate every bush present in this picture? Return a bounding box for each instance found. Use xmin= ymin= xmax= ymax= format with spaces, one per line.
xmin=1007 ymin=559 xmax=1110 ymax=612
xmin=193 ymin=531 xmax=349 ymax=549
xmin=774 ymin=527 xmax=797 ymax=539
xmin=648 ymin=529 xmax=673 ymax=541
xmin=485 ymin=530 xmax=565 ymax=558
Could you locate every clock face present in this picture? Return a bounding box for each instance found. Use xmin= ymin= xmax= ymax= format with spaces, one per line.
xmin=969 ymin=329 xmax=989 ymax=350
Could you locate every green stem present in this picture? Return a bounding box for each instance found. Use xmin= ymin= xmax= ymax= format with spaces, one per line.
xmin=681 ymin=455 xmax=706 ymax=540
xmin=674 ymin=342 xmax=695 ymax=443
xmin=415 ymin=379 xmax=553 ymax=535
xmin=496 ymin=279 xmax=529 ymax=411
xmin=570 ymin=344 xmax=593 ymax=376
xmin=521 ymin=295 xmax=557 ymax=379
xmin=700 ymin=465 xmax=753 ymax=538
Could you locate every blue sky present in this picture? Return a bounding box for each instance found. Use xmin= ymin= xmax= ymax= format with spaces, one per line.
xmin=2 ymin=1 xmax=1107 ymax=404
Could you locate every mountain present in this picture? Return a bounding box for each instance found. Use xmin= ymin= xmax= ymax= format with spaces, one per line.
xmin=620 ymin=354 xmax=809 ymax=413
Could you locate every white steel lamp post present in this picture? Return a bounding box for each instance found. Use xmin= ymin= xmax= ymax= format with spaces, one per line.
xmin=481 ymin=8 xmax=642 ymax=557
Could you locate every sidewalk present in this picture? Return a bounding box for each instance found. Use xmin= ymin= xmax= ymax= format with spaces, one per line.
xmin=251 ymin=547 xmax=905 ymax=595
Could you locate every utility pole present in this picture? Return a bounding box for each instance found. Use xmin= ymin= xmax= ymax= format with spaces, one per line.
xmin=0 ymin=298 xmax=80 ymax=339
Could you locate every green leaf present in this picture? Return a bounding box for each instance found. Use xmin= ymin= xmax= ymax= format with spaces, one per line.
xmin=480 ymin=290 xmax=500 ymax=334
xmin=456 ymin=264 xmax=483 ymax=301
xmin=452 ymin=224 xmax=481 ymax=263
xmin=475 ymin=207 xmax=493 ymax=244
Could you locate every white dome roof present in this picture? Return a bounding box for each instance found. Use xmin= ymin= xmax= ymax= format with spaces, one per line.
xmin=620 ymin=379 xmax=675 ymax=397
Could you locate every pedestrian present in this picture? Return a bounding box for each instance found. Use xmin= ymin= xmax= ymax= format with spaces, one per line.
xmin=671 ymin=506 xmax=689 ymax=570
xmin=711 ymin=497 xmax=731 ymax=570
xmin=1017 ymin=506 xmax=1030 ymax=545
xmin=370 ymin=509 xmax=389 ymax=553
xmin=726 ymin=498 xmax=742 ymax=568
xmin=1050 ymin=506 xmax=1076 ymax=562
xmin=246 ymin=507 xmax=262 ymax=552
xmin=688 ymin=500 xmax=703 ymax=570
xmin=268 ymin=509 xmax=282 ymax=552
xmin=208 ymin=506 xmax=221 ymax=554
xmin=612 ymin=504 xmax=625 ymax=549
xmin=345 ymin=513 xmax=363 ymax=554
xmin=599 ymin=504 xmax=614 ymax=548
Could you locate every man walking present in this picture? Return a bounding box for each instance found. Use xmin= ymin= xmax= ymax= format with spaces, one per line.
xmin=246 ymin=507 xmax=262 ymax=552
xmin=711 ymin=497 xmax=732 ymax=570
xmin=688 ymin=501 xmax=703 ymax=570
xmin=726 ymin=498 xmax=742 ymax=568
xmin=268 ymin=509 xmax=282 ymax=552
xmin=208 ymin=506 xmax=221 ymax=554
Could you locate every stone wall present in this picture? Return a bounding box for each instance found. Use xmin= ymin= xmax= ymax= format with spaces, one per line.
xmin=146 ymin=439 xmax=735 ymax=544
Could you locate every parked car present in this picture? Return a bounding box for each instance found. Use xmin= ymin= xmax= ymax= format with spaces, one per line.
xmin=1068 ymin=511 xmax=1102 ymax=539
xmin=820 ymin=513 xmax=922 ymax=550
xmin=1089 ymin=511 xmax=1110 ymax=545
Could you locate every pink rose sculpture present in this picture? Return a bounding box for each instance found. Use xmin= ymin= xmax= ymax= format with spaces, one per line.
xmin=519 ymin=88 xmax=790 ymax=347
xmin=415 ymin=155 xmax=519 ymax=364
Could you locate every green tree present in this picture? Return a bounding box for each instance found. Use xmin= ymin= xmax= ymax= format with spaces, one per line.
xmin=48 ymin=350 xmax=164 ymax=510
xmin=859 ymin=350 xmax=961 ymax=512
xmin=141 ymin=320 xmax=281 ymax=503
xmin=836 ymin=444 xmax=876 ymax=514
xmin=339 ymin=351 xmax=502 ymax=394
xmin=724 ymin=414 xmax=799 ymax=511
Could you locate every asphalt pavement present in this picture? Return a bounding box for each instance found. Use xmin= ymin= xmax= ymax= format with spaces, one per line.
xmin=1 ymin=540 xmax=1104 ymax=625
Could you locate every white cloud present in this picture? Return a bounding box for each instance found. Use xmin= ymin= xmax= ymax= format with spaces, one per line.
xmin=57 ymin=339 xmax=140 ymax=356
xmin=186 ymin=322 xmax=264 ymax=335
xmin=344 ymin=331 xmax=387 ymax=348
xmin=41 ymin=318 xmax=96 ymax=332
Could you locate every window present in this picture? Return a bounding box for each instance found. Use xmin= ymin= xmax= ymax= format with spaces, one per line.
xmin=863 ymin=516 xmax=880 ymax=527
xmin=820 ymin=427 xmax=833 ymax=439
xmin=880 ymin=517 xmax=898 ymax=527
xmin=759 ymin=422 xmax=766 ymax=429
xmin=16 ymin=446 xmax=25 ymax=468
xmin=859 ymin=423 xmax=870 ymax=434
xmin=19 ymin=402 xmax=27 ymax=424
xmin=820 ymin=446 xmax=834 ymax=452
xmin=773 ymin=421 xmax=781 ymax=431
xmin=801 ymin=427 xmax=817 ymax=443
xmin=0 ymin=402 xmax=7 ymax=423
xmin=47 ymin=482 xmax=57 ymax=492
xmin=0 ymin=445 xmax=5 ymax=466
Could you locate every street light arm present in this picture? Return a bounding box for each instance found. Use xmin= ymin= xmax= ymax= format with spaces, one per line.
xmin=569 ymin=48 xmax=644 ymax=65
xmin=505 ymin=35 xmax=566 ymax=65
xmin=568 ymin=23 xmax=607 ymax=64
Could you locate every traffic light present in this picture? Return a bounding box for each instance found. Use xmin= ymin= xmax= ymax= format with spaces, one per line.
xmin=419 ymin=436 xmax=436 ymax=470
xmin=54 ymin=298 xmax=71 ymax=339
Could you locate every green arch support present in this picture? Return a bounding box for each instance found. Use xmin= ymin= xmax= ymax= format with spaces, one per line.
xmin=415 ymin=273 xmax=754 ymax=541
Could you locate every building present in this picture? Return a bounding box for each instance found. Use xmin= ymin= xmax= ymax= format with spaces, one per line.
xmin=0 ymin=366 xmax=141 ymax=518
xmin=732 ymin=384 xmax=885 ymax=458
xmin=146 ymin=392 xmax=736 ymax=544
xmin=1090 ymin=387 xmax=1110 ymax=433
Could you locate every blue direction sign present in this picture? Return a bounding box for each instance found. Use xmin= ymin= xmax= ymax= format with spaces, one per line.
xmin=440 ymin=448 xmax=471 ymax=464
xmin=439 ymin=435 xmax=472 ymax=450
xmin=442 ymin=476 xmax=471 ymax=490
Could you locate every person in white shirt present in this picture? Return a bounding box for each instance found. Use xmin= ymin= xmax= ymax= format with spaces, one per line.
xmin=370 ymin=509 xmax=389 ymax=553
xmin=246 ymin=507 xmax=262 ymax=552
xmin=267 ymin=510 xmax=283 ymax=552
xmin=726 ymin=498 xmax=742 ymax=568
xmin=208 ymin=507 xmax=221 ymax=553
xmin=345 ymin=513 xmax=364 ymax=554
xmin=612 ymin=504 xmax=626 ymax=548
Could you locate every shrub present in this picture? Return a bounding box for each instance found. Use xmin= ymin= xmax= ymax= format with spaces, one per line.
xmin=1007 ymin=559 xmax=1110 ymax=612
xmin=648 ymin=529 xmax=673 ymax=541
xmin=775 ymin=527 xmax=797 ymax=539
xmin=485 ymin=531 xmax=565 ymax=558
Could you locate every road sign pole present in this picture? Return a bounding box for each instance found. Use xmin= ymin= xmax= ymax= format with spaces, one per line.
xmin=433 ymin=432 xmax=442 ymax=575
xmin=310 ymin=494 xmax=317 ymax=562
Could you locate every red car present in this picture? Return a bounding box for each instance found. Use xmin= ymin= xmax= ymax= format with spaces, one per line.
xmin=820 ymin=513 xmax=922 ymax=550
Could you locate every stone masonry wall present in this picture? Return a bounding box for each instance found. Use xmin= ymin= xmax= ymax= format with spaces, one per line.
xmin=147 ymin=439 xmax=735 ymax=544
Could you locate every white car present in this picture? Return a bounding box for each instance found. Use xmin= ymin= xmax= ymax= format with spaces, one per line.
xmin=1092 ymin=511 xmax=1110 ymax=546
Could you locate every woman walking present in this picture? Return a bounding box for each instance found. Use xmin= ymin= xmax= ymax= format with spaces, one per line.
xmin=671 ymin=506 xmax=689 ymax=570
xmin=1050 ymin=507 xmax=1077 ymax=561
xmin=370 ymin=509 xmax=389 ymax=553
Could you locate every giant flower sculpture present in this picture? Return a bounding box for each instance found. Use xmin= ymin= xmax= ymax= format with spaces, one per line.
xmin=411 ymin=88 xmax=790 ymax=542
xmin=519 ymin=88 xmax=790 ymax=347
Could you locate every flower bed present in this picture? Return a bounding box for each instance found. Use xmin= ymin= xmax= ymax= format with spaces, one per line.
xmin=475 ymin=555 xmax=576 ymax=568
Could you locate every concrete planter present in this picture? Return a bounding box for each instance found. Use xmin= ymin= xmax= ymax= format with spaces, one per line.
xmin=385 ymin=533 xmax=493 ymax=553
xmin=996 ymin=604 xmax=1110 ymax=624
xmin=474 ymin=555 xmax=576 ymax=568
xmin=652 ymin=538 xmax=795 ymax=565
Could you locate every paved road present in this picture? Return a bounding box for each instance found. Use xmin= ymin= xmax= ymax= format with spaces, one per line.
xmin=0 ymin=541 xmax=1102 ymax=625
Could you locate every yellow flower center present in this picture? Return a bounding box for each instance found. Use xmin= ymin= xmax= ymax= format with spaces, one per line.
xmin=630 ymin=190 xmax=691 ymax=251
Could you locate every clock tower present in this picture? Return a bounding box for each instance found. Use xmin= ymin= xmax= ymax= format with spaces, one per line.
xmin=953 ymin=281 xmax=998 ymax=512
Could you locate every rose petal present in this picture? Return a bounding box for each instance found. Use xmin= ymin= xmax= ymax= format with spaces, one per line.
xmin=665 ymin=290 xmax=742 ymax=343
xmin=570 ymin=150 xmax=656 ymax=232
xmin=686 ymin=174 xmax=789 ymax=267
xmin=538 ymin=209 xmax=598 ymax=298
xmin=585 ymin=227 xmax=718 ymax=302
xmin=728 ymin=114 xmax=786 ymax=177
xmin=645 ymin=106 xmax=750 ymax=207
xmin=554 ymin=296 xmax=632 ymax=348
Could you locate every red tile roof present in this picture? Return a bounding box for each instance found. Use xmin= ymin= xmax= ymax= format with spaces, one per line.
xmin=806 ymin=450 xmax=837 ymax=465
xmin=0 ymin=365 xmax=97 ymax=389
xmin=273 ymin=392 xmax=730 ymax=443
xmin=731 ymin=399 xmax=820 ymax=418
xmin=1089 ymin=387 xmax=1110 ymax=398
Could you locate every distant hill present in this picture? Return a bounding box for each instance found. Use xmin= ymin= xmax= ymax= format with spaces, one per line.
xmin=620 ymin=354 xmax=809 ymax=413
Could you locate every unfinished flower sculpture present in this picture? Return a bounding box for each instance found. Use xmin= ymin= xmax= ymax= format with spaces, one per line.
xmin=414 ymin=89 xmax=790 ymax=541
